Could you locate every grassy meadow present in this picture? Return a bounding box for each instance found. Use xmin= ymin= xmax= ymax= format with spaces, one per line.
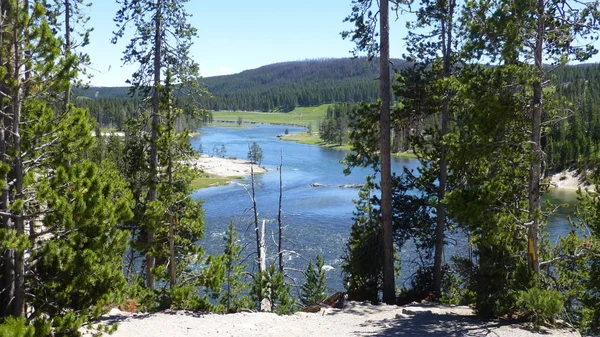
xmin=210 ymin=104 xmax=330 ymax=127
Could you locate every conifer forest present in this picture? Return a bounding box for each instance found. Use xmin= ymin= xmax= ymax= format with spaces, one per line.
xmin=2 ymin=0 xmax=600 ymax=336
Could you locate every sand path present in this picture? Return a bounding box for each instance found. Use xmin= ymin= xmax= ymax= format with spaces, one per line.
xmin=85 ymin=302 xmax=580 ymax=337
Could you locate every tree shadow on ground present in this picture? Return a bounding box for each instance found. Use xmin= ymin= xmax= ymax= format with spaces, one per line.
xmin=356 ymin=309 xmax=509 ymax=337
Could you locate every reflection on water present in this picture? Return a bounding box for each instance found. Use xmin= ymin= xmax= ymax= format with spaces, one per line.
xmin=191 ymin=124 xmax=581 ymax=292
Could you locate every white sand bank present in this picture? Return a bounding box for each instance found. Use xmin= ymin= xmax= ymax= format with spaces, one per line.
xmin=188 ymin=155 xmax=266 ymax=178
xmin=84 ymin=302 xmax=580 ymax=337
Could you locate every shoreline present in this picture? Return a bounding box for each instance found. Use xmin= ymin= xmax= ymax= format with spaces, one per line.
xmin=189 ymin=155 xmax=266 ymax=178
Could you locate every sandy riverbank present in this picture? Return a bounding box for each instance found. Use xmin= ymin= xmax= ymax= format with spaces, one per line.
xmin=189 ymin=155 xmax=266 ymax=177
xmin=84 ymin=301 xmax=580 ymax=337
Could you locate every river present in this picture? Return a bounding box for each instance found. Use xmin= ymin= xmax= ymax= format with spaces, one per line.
xmin=190 ymin=124 xmax=578 ymax=293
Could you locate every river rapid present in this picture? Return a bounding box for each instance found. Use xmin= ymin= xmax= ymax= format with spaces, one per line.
xmin=190 ymin=124 xmax=577 ymax=293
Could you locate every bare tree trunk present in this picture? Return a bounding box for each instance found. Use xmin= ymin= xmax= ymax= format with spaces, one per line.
xmin=250 ymin=165 xmax=262 ymax=273
xmin=259 ymin=220 xmax=266 ymax=275
xmin=259 ymin=220 xmax=271 ymax=312
xmin=146 ymin=0 xmax=163 ymax=290
xmin=433 ymin=0 xmax=454 ymax=296
xmin=9 ymin=3 xmax=25 ymax=315
xmin=63 ymin=0 xmax=71 ymax=109
xmin=278 ymin=151 xmax=283 ymax=273
xmin=379 ymin=0 xmax=395 ymax=305
xmin=0 ymin=0 xmax=14 ymax=317
xmin=528 ymin=0 xmax=544 ymax=275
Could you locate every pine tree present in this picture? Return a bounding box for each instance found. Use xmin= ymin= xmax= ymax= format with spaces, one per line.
xmin=300 ymin=255 xmax=327 ymax=306
xmin=220 ymin=221 xmax=251 ymax=313
xmin=402 ymin=0 xmax=458 ymax=296
xmin=113 ymin=0 xmax=207 ymax=291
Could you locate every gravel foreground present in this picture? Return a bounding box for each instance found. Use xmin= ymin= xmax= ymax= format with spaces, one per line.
xmin=83 ymin=302 xmax=580 ymax=337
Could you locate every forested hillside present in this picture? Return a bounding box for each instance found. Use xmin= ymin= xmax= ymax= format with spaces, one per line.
xmin=75 ymin=57 xmax=407 ymax=112
xmin=200 ymin=58 xmax=406 ymax=111
xmin=547 ymin=63 xmax=600 ymax=172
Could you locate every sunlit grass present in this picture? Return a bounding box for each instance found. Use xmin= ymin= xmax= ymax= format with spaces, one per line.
xmin=280 ymin=132 xmax=353 ymax=151
xmin=210 ymin=104 xmax=330 ymax=127
xmin=190 ymin=173 xmax=236 ymax=190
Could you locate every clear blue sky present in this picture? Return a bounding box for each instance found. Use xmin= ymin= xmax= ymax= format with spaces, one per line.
xmin=82 ymin=1 xmax=600 ymax=87
xmin=82 ymin=0 xmax=409 ymax=87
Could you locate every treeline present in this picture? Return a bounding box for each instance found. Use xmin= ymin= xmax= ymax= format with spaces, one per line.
xmin=74 ymin=96 xmax=209 ymax=131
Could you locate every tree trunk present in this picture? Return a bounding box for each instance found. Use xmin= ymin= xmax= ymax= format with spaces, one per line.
xmin=259 ymin=220 xmax=271 ymax=312
xmin=168 ymin=217 xmax=176 ymax=287
xmin=7 ymin=2 xmax=25 ymax=315
xmin=146 ymin=0 xmax=163 ymax=290
xmin=278 ymin=152 xmax=283 ymax=273
xmin=379 ymin=0 xmax=395 ymax=305
xmin=63 ymin=0 xmax=71 ymax=109
xmin=528 ymin=0 xmax=544 ymax=275
xmin=433 ymin=0 xmax=454 ymax=296
xmin=0 ymin=0 xmax=13 ymax=317
xmin=167 ymin=101 xmax=176 ymax=288
xmin=250 ymin=165 xmax=262 ymax=272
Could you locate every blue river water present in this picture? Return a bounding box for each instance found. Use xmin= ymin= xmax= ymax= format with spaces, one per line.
xmin=190 ymin=124 xmax=577 ymax=293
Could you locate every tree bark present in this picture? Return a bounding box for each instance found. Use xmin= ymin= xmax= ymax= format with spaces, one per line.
xmin=250 ymin=165 xmax=262 ymax=273
xmin=0 ymin=0 xmax=13 ymax=317
xmin=7 ymin=0 xmax=24 ymax=316
xmin=433 ymin=0 xmax=454 ymax=296
xmin=379 ymin=0 xmax=395 ymax=305
xmin=146 ymin=0 xmax=162 ymax=290
xmin=63 ymin=0 xmax=71 ymax=109
xmin=528 ymin=0 xmax=544 ymax=275
xmin=278 ymin=151 xmax=283 ymax=273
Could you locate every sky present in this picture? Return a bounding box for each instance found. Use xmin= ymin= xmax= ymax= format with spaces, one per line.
xmin=81 ymin=0 xmax=410 ymax=87
xmin=81 ymin=1 xmax=600 ymax=87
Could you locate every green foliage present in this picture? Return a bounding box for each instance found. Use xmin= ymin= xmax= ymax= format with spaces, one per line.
xmin=251 ymin=265 xmax=296 ymax=315
xmin=444 ymin=65 xmax=536 ymax=318
xmin=343 ymin=101 xmax=381 ymax=174
xmin=0 ymin=316 xmax=52 ymax=337
xmin=439 ymin=257 xmax=477 ymax=306
xmin=300 ymin=255 xmax=327 ymax=306
xmin=342 ymin=180 xmax=382 ymax=303
xmin=0 ymin=317 xmax=33 ymax=337
xmin=32 ymin=160 xmax=132 ymax=332
xmin=517 ymin=288 xmax=564 ymax=329
xmin=220 ymin=221 xmax=252 ymax=313
xmin=247 ymin=141 xmax=264 ymax=165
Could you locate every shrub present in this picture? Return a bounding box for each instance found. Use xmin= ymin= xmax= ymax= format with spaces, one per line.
xmin=517 ymin=287 xmax=564 ymax=329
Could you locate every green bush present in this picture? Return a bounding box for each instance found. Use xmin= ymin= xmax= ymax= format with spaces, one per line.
xmin=517 ymin=287 xmax=564 ymax=329
xmin=0 ymin=316 xmax=51 ymax=337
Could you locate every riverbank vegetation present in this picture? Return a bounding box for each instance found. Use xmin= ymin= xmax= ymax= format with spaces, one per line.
xmin=3 ymin=0 xmax=600 ymax=336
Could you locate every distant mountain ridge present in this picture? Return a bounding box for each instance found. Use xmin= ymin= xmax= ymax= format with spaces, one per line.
xmin=76 ymin=57 xmax=408 ymax=112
